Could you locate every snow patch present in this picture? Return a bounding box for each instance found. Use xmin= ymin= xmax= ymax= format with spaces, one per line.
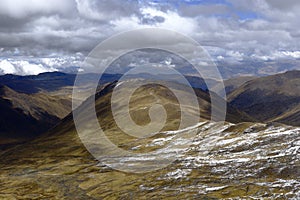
xmin=205 ymin=185 xmax=227 ymax=192
xmin=165 ymin=169 xmax=192 ymax=179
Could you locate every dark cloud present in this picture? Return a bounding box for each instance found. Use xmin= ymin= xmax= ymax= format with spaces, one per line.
xmin=0 ymin=0 xmax=76 ymax=18
xmin=141 ymin=16 xmax=165 ymax=25
xmin=265 ymin=0 xmax=300 ymax=11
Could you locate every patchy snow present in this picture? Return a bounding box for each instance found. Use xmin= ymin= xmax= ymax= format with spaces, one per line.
xmin=215 ymin=137 xmax=241 ymax=146
xmin=165 ymin=169 xmax=192 ymax=180
xmin=163 ymin=121 xmax=208 ymax=135
xmin=147 ymin=135 xmax=175 ymax=146
xmin=115 ymin=81 xmax=124 ymax=87
xmin=131 ymin=145 xmax=141 ymax=150
xmin=139 ymin=185 xmax=155 ymax=191
xmin=205 ymin=185 xmax=228 ymax=192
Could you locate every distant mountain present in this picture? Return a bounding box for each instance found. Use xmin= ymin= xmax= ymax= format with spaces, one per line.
xmin=0 ymin=71 xmax=222 ymax=94
xmin=0 ymin=85 xmax=71 ymax=145
xmin=229 ymin=70 xmax=300 ymax=126
xmin=0 ymin=72 xmax=122 ymax=94
xmin=217 ymin=60 xmax=300 ymax=78
xmin=0 ymin=72 xmax=76 ymax=94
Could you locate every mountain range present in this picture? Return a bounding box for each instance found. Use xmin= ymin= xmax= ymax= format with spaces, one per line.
xmin=0 ymin=70 xmax=299 ymax=198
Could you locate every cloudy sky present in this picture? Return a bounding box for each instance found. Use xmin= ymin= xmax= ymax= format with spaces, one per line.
xmin=0 ymin=0 xmax=299 ymax=77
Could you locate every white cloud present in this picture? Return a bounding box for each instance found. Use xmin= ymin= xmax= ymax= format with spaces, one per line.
xmin=0 ymin=59 xmax=57 ymax=75
xmin=0 ymin=60 xmax=16 ymax=74
xmin=13 ymin=60 xmax=56 ymax=75
xmin=281 ymin=51 xmax=300 ymax=58
xmin=252 ymin=50 xmax=300 ymax=61
xmin=111 ymin=7 xmax=197 ymax=35
xmin=41 ymin=57 xmax=69 ymax=67
xmin=226 ymin=51 xmax=245 ymax=61
xmin=75 ymin=0 xmax=105 ymax=21
xmin=217 ymin=55 xmax=224 ymax=60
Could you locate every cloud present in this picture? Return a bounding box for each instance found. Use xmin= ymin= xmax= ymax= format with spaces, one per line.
xmin=75 ymin=0 xmax=139 ymax=21
xmin=0 ymin=0 xmax=299 ymax=77
xmin=178 ymin=3 xmax=231 ymax=17
xmin=0 ymin=0 xmax=75 ymax=18
xmin=0 ymin=59 xmax=57 ymax=75
xmin=0 ymin=52 xmax=84 ymax=75
xmin=0 ymin=60 xmax=16 ymax=74
xmin=13 ymin=60 xmax=57 ymax=75
xmin=111 ymin=7 xmax=197 ymax=35
xmin=252 ymin=50 xmax=300 ymax=61
xmin=264 ymin=0 xmax=300 ymax=11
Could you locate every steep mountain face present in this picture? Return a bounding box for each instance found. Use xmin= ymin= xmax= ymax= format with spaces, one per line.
xmin=229 ymin=70 xmax=300 ymax=126
xmin=0 ymin=85 xmax=71 ymax=145
xmin=0 ymin=80 xmax=298 ymax=199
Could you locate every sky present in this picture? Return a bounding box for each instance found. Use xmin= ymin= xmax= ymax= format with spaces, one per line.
xmin=0 ymin=0 xmax=300 ymax=77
